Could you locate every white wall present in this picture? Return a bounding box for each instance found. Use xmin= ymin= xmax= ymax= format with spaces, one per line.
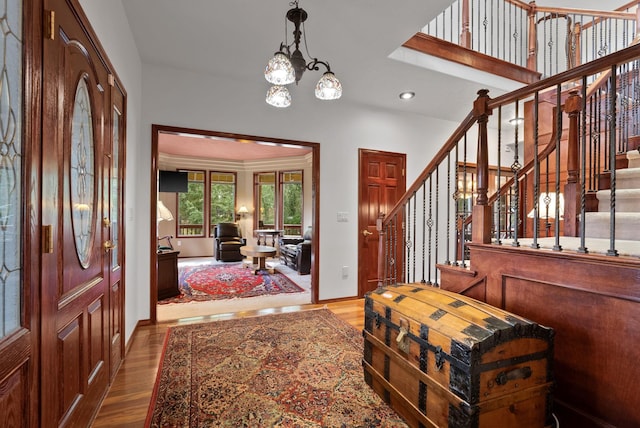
xmin=141 ymin=65 xmax=461 ymax=300
xmin=79 ymin=0 xmax=464 ymax=342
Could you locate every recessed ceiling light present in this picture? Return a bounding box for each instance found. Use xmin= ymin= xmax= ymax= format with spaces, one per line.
xmin=399 ymin=91 xmax=415 ymax=100
xmin=509 ymin=117 xmax=524 ymax=125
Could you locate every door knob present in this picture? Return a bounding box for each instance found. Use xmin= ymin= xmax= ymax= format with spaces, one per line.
xmin=103 ymin=240 xmax=116 ymax=252
xmin=362 ymin=229 xmax=373 ymax=237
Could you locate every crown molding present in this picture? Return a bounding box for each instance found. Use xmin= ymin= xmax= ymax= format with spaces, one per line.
xmin=158 ymin=152 xmax=312 ymax=172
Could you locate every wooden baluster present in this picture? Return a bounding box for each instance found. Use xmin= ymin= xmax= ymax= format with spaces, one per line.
xmin=527 ymin=1 xmax=538 ymax=71
xmin=564 ymin=89 xmax=582 ymax=237
xmin=460 ymin=0 xmax=471 ymax=49
xmin=572 ymin=22 xmax=581 ymax=68
xmin=472 ymin=89 xmax=493 ymax=244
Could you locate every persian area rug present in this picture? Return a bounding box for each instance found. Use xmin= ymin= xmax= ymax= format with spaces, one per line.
xmin=158 ymin=263 xmax=304 ymax=304
xmin=145 ymin=309 xmax=407 ymax=427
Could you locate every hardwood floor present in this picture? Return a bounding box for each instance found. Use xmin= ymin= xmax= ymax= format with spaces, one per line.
xmin=91 ymin=299 xmax=365 ymax=427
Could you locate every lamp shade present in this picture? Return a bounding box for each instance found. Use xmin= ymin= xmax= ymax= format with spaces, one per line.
xmin=265 ymin=52 xmax=295 ymax=85
xmin=315 ymin=71 xmax=342 ymax=100
xmin=266 ymin=85 xmax=291 ymax=108
xmin=238 ymin=205 xmax=249 ymax=214
xmin=157 ymin=200 xmax=174 ymax=222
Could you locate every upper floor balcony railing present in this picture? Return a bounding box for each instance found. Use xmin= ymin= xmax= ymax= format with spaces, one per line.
xmin=423 ymin=0 xmax=639 ymax=77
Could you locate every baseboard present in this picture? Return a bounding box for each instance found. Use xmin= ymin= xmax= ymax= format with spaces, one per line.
xmin=124 ymin=319 xmax=152 ymax=356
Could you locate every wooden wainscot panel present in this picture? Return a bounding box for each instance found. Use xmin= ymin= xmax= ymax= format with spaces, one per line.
xmin=87 ymin=297 xmax=105 ymax=383
xmin=446 ymin=243 xmax=640 ymax=428
xmin=58 ymin=317 xmax=83 ymax=422
xmin=0 ymin=368 xmax=26 ymax=426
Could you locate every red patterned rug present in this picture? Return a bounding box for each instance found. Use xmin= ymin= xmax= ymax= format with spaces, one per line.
xmin=145 ymin=309 xmax=407 ymax=427
xmin=157 ymin=263 xmax=305 ymax=304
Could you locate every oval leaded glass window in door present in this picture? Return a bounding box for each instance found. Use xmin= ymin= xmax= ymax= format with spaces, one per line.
xmin=70 ymin=76 xmax=95 ymax=269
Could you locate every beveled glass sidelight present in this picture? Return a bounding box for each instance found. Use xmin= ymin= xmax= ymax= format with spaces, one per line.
xmin=0 ymin=0 xmax=22 ymax=338
xmin=111 ymin=107 xmax=121 ymax=268
xmin=70 ymin=76 xmax=96 ymax=269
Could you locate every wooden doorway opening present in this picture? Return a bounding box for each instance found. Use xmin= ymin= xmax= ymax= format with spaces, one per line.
xmin=149 ymin=125 xmax=320 ymax=322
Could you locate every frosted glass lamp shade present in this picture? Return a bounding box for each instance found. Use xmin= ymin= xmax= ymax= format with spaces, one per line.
xmin=264 ymin=52 xmax=295 ymax=85
xmin=315 ymin=71 xmax=342 ymax=100
xmin=266 ymin=85 xmax=291 ymax=108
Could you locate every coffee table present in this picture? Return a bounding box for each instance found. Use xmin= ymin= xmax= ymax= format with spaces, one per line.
xmin=240 ymin=245 xmax=277 ymax=274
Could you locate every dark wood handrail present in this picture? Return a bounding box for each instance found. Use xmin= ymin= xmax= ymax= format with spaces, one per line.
xmin=535 ymin=6 xmax=634 ymax=20
xmin=383 ymin=112 xmax=478 ymax=223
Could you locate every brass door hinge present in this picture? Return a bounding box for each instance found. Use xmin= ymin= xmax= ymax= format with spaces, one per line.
xmin=45 ymin=10 xmax=55 ymax=40
xmin=42 ymin=225 xmax=53 ymax=253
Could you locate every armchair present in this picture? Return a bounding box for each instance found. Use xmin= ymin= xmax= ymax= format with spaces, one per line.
xmin=214 ymin=222 xmax=246 ymax=262
xmin=278 ymin=227 xmax=312 ymax=275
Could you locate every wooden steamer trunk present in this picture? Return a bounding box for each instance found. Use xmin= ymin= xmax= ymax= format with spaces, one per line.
xmin=363 ymin=285 xmax=554 ymax=428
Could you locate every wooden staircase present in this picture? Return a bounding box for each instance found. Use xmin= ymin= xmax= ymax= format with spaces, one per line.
xmin=377 ymin=46 xmax=640 ymax=427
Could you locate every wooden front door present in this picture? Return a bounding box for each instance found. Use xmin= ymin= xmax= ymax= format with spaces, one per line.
xmin=358 ymin=149 xmax=406 ymax=297
xmin=40 ymin=0 xmax=125 ymax=425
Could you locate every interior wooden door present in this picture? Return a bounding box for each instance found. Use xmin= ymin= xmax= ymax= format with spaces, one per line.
xmin=357 ymin=149 xmax=406 ymax=297
xmin=40 ymin=0 xmax=122 ymax=425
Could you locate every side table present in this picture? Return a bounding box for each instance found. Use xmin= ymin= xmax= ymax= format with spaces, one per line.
xmin=240 ymin=245 xmax=277 ymax=274
xmin=157 ymin=250 xmax=180 ymax=300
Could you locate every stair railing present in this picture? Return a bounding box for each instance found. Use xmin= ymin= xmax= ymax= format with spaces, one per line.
xmin=377 ymin=43 xmax=640 ymax=288
xmin=422 ymin=0 xmax=639 ymax=78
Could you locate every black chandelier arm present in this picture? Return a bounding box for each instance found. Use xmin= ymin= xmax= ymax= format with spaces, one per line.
xmin=305 ymin=58 xmax=332 ymax=73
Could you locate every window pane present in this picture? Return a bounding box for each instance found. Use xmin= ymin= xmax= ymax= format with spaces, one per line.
xmin=256 ymin=173 xmax=275 ymax=229
xmin=178 ymin=171 xmax=205 ymax=236
xmin=111 ymin=108 xmax=120 ymax=268
xmin=0 ymin=0 xmax=22 ymax=338
xmin=210 ymin=171 xmax=236 ymax=234
xmin=282 ymin=171 xmax=302 ymax=235
xmin=70 ymin=77 xmax=95 ymax=269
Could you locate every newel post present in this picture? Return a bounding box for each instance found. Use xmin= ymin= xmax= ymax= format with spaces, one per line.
xmin=472 ymin=89 xmax=493 ymax=244
xmin=564 ymin=90 xmax=582 ymax=237
xmin=527 ymin=2 xmax=538 ymax=71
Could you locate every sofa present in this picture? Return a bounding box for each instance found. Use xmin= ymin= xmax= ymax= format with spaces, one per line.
xmin=214 ymin=222 xmax=246 ymax=262
xmin=278 ymin=227 xmax=311 ymax=275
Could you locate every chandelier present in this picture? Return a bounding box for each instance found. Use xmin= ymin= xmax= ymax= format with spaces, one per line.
xmin=264 ymin=1 xmax=342 ymax=108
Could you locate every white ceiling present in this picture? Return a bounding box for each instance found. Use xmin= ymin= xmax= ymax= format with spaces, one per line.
xmin=121 ymin=0 xmax=490 ymax=122
xmin=121 ymin=0 xmax=622 ymax=158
